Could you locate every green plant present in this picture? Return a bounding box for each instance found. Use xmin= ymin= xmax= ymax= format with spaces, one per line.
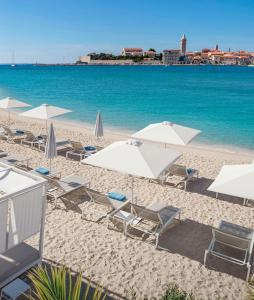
xmin=125 ymin=283 xmax=194 ymax=300
xmin=26 ymin=265 xmax=106 ymax=300
xmin=159 ymin=284 xmax=194 ymax=300
xmin=248 ymin=285 xmax=254 ymax=300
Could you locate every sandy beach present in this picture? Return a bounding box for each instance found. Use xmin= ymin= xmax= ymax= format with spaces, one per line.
xmin=1 ymin=110 xmax=254 ymax=300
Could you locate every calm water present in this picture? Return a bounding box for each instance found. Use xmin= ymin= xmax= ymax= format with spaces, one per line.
xmin=0 ymin=64 xmax=254 ymax=150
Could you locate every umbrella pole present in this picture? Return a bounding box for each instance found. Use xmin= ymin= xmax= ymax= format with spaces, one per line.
xmin=49 ymin=158 xmax=51 ymax=172
xmin=131 ymin=176 xmax=134 ymax=203
xmin=46 ymin=120 xmax=48 ymax=134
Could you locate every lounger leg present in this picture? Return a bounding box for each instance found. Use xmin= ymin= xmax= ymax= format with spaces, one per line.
xmin=204 ymin=250 xmax=209 ymax=267
xmin=247 ymin=263 xmax=251 ymax=281
xmin=155 ymin=234 xmax=159 ymax=249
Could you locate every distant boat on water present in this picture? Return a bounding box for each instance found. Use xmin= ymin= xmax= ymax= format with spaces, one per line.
xmin=11 ymin=51 xmax=16 ymax=67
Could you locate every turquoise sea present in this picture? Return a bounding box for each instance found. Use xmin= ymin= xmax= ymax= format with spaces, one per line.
xmin=0 ymin=64 xmax=254 ymax=150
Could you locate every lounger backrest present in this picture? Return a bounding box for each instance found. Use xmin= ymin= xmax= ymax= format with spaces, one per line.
xmin=131 ymin=204 xmax=161 ymax=224
xmin=71 ymin=141 xmax=83 ymax=151
xmin=213 ymin=228 xmax=251 ymax=251
xmin=169 ymin=164 xmax=187 ymax=177
xmin=2 ymin=126 xmax=14 ymax=136
xmin=25 ymin=131 xmax=35 ymax=140
xmin=86 ymin=188 xmax=113 ymax=208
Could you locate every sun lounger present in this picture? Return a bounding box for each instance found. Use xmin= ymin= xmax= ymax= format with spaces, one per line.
xmin=21 ymin=131 xmax=42 ymax=148
xmin=161 ymin=164 xmax=198 ymax=190
xmin=66 ymin=141 xmax=97 ymax=161
xmin=204 ymin=220 xmax=254 ymax=281
xmin=0 ymin=125 xmax=26 ymax=143
xmin=124 ymin=202 xmax=181 ymax=248
xmin=0 ymin=154 xmax=30 ymax=168
xmin=82 ymin=188 xmax=130 ymax=221
xmin=47 ymin=174 xmax=90 ymax=207
xmin=30 ymin=167 xmax=62 ymax=179
xmin=37 ymin=139 xmax=71 ymax=153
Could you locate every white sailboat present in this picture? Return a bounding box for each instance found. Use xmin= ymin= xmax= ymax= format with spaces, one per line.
xmin=11 ymin=51 xmax=16 ymax=67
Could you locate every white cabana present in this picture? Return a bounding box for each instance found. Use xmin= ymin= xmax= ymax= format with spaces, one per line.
xmin=208 ymin=163 xmax=254 ymax=205
xmin=0 ymin=97 xmax=31 ymax=124
xmin=132 ymin=121 xmax=201 ymax=146
xmin=82 ymin=139 xmax=181 ymax=202
xmin=20 ymin=103 xmax=72 ymax=132
xmin=0 ymin=163 xmax=47 ymax=288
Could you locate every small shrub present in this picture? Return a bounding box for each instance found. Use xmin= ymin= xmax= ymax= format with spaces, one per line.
xmin=25 ymin=265 xmax=106 ymax=300
xmin=159 ymin=284 xmax=194 ymax=300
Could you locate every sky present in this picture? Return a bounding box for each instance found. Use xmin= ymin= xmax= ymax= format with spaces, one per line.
xmin=0 ymin=0 xmax=253 ymax=63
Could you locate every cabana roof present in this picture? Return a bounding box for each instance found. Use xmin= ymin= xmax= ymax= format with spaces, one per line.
xmin=0 ymin=165 xmax=44 ymax=195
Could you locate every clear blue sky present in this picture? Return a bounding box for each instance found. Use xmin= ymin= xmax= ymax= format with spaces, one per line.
xmin=0 ymin=0 xmax=253 ymax=63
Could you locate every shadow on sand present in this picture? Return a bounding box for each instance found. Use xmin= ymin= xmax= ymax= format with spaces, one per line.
xmin=159 ymin=218 xmax=250 ymax=280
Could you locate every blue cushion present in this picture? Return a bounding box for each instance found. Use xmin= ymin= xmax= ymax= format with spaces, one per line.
xmin=108 ymin=192 xmax=126 ymax=202
xmin=187 ymin=168 xmax=193 ymax=175
xmin=16 ymin=130 xmax=25 ymax=135
xmin=84 ymin=146 xmax=96 ymax=152
xmin=35 ymin=167 xmax=50 ymax=175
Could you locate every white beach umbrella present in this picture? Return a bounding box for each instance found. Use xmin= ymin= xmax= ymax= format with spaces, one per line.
xmin=45 ymin=123 xmax=57 ymax=171
xmin=20 ymin=103 xmax=72 ymax=132
xmin=132 ymin=121 xmax=201 ymax=146
xmin=82 ymin=139 xmax=181 ymax=202
xmin=94 ymin=111 xmax=103 ymax=139
xmin=0 ymin=97 xmax=31 ymax=124
xmin=208 ymin=163 xmax=254 ymax=203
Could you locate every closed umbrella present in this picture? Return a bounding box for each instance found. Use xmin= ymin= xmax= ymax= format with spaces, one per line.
xmin=132 ymin=121 xmax=201 ymax=146
xmin=0 ymin=97 xmax=31 ymax=124
xmin=45 ymin=123 xmax=57 ymax=171
xmin=82 ymin=139 xmax=181 ymax=202
xmin=20 ymin=103 xmax=72 ymax=132
xmin=208 ymin=163 xmax=254 ymax=205
xmin=94 ymin=111 xmax=103 ymax=139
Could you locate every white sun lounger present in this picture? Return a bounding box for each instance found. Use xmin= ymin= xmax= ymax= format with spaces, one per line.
xmin=204 ymin=220 xmax=254 ymax=281
xmin=47 ymin=174 xmax=90 ymax=207
xmin=124 ymin=202 xmax=181 ymax=248
xmin=160 ymin=164 xmax=198 ymax=190
xmin=82 ymin=188 xmax=130 ymax=221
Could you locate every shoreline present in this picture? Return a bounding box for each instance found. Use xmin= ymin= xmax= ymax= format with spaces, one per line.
xmin=6 ymin=109 xmax=254 ymax=157
xmin=57 ymin=116 xmax=254 ymax=157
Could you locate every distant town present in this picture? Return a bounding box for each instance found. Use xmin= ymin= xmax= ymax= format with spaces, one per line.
xmin=76 ymin=34 xmax=254 ymax=66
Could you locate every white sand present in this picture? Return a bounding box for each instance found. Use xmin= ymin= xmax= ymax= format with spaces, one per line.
xmin=1 ymin=111 xmax=253 ymax=300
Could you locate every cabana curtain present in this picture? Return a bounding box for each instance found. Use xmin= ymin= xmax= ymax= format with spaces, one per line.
xmin=0 ymin=186 xmax=44 ymax=253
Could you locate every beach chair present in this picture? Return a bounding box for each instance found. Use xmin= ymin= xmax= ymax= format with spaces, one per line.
xmin=0 ymin=125 xmax=26 ymax=143
xmin=30 ymin=167 xmax=62 ymax=179
xmin=82 ymin=188 xmax=130 ymax=221
xmin=47 ymin=174 xmax=90 ymax=208
xmin=21 ymin=131 xmax=41 ymax=147
xmin=165 ymin=164 xmax=198 ymax=190
xmin=204 ymin=220 xmax=254 ymax=281
xmin=125 ymin=202 xmax=181 ymax=249
xmin=0 ymin=154 xmax=30 ymax=168
xmin=66 ymin=141 xmax=97 ymax=161
xmin=38 ymin=139 xmax=71 ymax=153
